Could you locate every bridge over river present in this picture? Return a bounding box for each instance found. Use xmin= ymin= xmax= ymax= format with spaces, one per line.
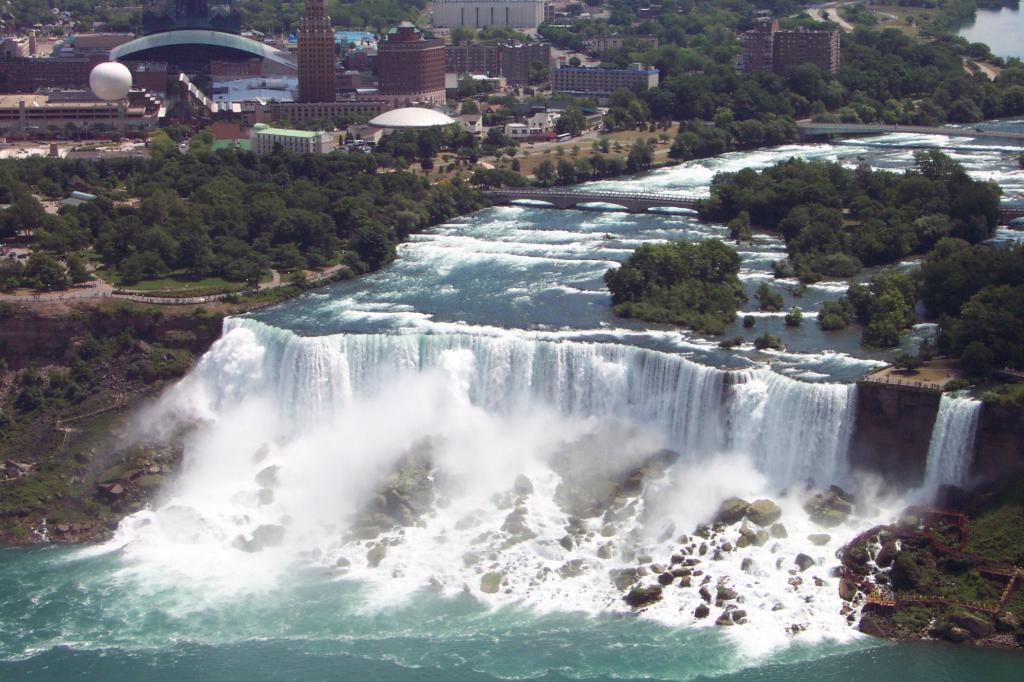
xmin=489 ymin=188 xmax=1024 ymax=225
xmin=796 ymin=122 xmax=1024 ymax=144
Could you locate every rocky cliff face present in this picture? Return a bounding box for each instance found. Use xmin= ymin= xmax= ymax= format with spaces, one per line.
xmin=974 ymin=402 xmax=1024 ymax=482
xmin=848 ymin=382 xmax=941 ymax=487
xmin=0 ymin=304 xmax=222 ymax=370
xmin=849 ymin=382 xmax=1024 ymax=488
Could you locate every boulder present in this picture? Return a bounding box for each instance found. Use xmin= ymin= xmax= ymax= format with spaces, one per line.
xmin=740 ymin=558 xmax=754 ymax=573
xmin=610 ymin=568 xmax=641 ymax=592
xmin=838 ymin=578 xmax=857 ymax=601
xmin=770 ymin=523 xmax=788 ymax=539
xmin=658 ymin=571 xmax=675 ymax=586
xmin=480 ymin=571 xmax=504 ymax=594
xmin=367 ymin=543 xmax=387 ymax=568
xmin=808 ymin=533 xmax=831 ymax=546
xmin=694 ymin=603 xmax=710 ymax=619
xmin=699 ymin=585 xmax=713 ymax=603
xmin=745 ymin=499 xmax=782 ymax=527
xmin=715 ymin=497 xmax=750 ymax=525
xmin=795 ymin=553 xmax=815 ymax=572
xmin=858 ymin=615 xmax=888 ymax=638
xmin=995 ymin=611 xmax=1019 ymax=632
xmin=255 ymin=465 xmax=279 ymax=488
xmin=875 ymin=542 xmax=897 ymax=568
xmin=513 ymin=474 xmax=534 ymax=496
xmin=716 ymin=586 xmax=738 ymax=601
xmin=941 ymin=625 xmax=972 ymax=643
xmin=715 ymin=611 xmax=734 ymax=626
xmin=803 ymin=488 xmax=853 ymax=528
xmin=949 ymin=612 xmax=993 ymax=639
xmin=753 ymin=530 xmax=770 ymax=547
xmin=597 ymin=543 xmax=613 ymax=559
xmin=559 ymin=535 xmax=575 ymax=551
xmin=559 ymin=560 xmax=586 ymax=578
xmin=623 ymin=585 xmax=663 ymax=608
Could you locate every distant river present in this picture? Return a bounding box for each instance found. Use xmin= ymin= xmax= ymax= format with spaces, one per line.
xmin=957 ymin=4 xmax=1024 ymax=59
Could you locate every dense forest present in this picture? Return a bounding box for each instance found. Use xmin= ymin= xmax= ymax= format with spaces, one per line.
xmin=699 ymin=150 xmax=1002 ymax=280
xmin=0 ymin=146 xmax=486 ymax=290
xmin=603 ymin=239 xmax=745 ymax=333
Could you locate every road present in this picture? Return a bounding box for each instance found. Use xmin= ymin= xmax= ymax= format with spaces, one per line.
xmin=807 ymin=2 xmax=856 ymax=32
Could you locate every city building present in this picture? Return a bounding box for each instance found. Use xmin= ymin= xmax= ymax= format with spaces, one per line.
xmin=0 ymin=90 xmax=164 ymax=135
xmin=368 ymin=107 xmax=456 ymax=130
xmin=431 ymin=0 xmax=546 ymax=29
xmin=581 ymin=36 xmax=659 ymax=52
xmin=444 ymin=41 xmax=549 ymax=86
xmin=446 ymin=43 xmax=501 ymax=78
xmin=551 ymin=63 xmax=659 ymax=99
xmin=266 ymin=98 xmax=388 ymax=124
xmin=504 ymin=111 xmax=557 ymax=141
xmin=250 ymin=123 xmax=336 ymax=155
xmin=457 ymin=113 xmax=483 ymax=135
xmin=377 ymin=23 xmax=445 ymax=107
xmin=497 ymin=42 xmax=550 ymax=86
xmin=737 ymin=18 xmax=840 ymax=74
xmin=347 ymin=123 xmax=384 ymax=144
xmin=113 ymin=1 xmax=296 ymax=74
xmin=297 ymin=0 xmax=336 ymax=102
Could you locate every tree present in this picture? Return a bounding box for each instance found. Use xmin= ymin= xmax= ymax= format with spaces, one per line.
xmin=756 ymin=282 xmax=784 ymax=312
xmin=960 ymin=341 xmax=994 ymax=378
xmin=556 ymin=104 xmax=586 ymax=136
xmin=535 ymin=159 xmax=556 ymax=186
xmin=784 ymin=307 xmax=803 ymax=327
xmin=727 ymin=211 xmax=752 ymax=242
xmin=754 ymin=333 xmax=784 ymax=351
xmin=65 ymin=254 xmax=90 ymax=284
xmin=23 ymin=253 xmax=70 ymax=291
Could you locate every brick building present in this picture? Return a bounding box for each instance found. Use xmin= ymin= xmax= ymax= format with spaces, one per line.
xmin=444 ymin=41 xmax=550 ymax=85
xmin=737 ymin=18 xmax=839 ymax=74
xmin=297 ymin=0 xmax=337 ymax=102
xmin=377 ymin=22 xmax=445 ymax=107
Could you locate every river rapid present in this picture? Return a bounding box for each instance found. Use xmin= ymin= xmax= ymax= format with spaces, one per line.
xmin=1 ymin=126 xmax=1022 ymax=681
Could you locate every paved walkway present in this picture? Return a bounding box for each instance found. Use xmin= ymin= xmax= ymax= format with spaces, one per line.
xmin=0 ymin=265 xmax=347 ymax=306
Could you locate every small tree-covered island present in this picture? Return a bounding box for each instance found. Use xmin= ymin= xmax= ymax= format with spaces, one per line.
xmin=3 ymin=0 xmax=1024 ymax=676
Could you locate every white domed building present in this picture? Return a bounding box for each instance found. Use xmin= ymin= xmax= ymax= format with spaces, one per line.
xmin=368 ymin=107 xmax=456 ymax=130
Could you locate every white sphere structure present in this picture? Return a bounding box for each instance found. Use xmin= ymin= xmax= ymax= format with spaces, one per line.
xmin=89 ymin=62 xmax=132 ymax=101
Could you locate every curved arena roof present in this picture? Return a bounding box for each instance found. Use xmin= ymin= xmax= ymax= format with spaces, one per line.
xmin=111 ymin=30 xmax=296 ymax=70
xmin=369 ymin=108 xmax=456 ymax=129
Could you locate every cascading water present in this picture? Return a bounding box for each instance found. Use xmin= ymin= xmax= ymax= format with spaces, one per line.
xmin=157 ymin=317 xmax=857 ymax=483
xmin=923 ymin=394 xmax=983 ymax=492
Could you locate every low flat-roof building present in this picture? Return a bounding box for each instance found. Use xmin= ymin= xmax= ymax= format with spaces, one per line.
xmin=0 ymin=90 xmax=163 ymax=135
xmin=551 ymin=63 xmax=659 ymax=99
xmin=250 ymin=123 xmax=336 ymax=155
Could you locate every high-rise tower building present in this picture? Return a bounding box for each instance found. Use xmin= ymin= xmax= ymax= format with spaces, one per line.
xmin=298 ymin=0 xmax=336 ymax=103
xmin=377 ymin=22 xmax=445 ymax=107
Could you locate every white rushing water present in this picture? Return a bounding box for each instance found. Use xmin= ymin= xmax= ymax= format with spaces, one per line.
xmin=100 ymin=318 xmax=884 ymax=652
xmin=923 ymin=394 xmax=983 ymax=492
xmin=87 ymin=129 xmax=1022 ymax=660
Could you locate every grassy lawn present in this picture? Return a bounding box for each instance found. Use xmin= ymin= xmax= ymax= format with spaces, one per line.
xmin=95 ymin=268 xmax=269 ymax=297
xmin=863 ymin=4 xmax=942 ymax=38
xmin=426 ymin=126 xmax=680 ymax=183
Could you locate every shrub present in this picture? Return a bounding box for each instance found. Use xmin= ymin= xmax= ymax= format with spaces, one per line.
xmin=754 ymin=332 xmax=784 ymax=351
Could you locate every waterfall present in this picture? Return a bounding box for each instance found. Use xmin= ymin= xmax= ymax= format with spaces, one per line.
xmin=164 ymin=317 xmax=857 ymax=487
xmin=923 ymin=394 xmax=982 ymax=491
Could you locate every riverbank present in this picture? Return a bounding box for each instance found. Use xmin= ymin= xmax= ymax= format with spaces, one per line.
xmin=842 ymin=480 xmax=1024 ymax=650
xmin=0 ymin=302 xmax=225 ymax=544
